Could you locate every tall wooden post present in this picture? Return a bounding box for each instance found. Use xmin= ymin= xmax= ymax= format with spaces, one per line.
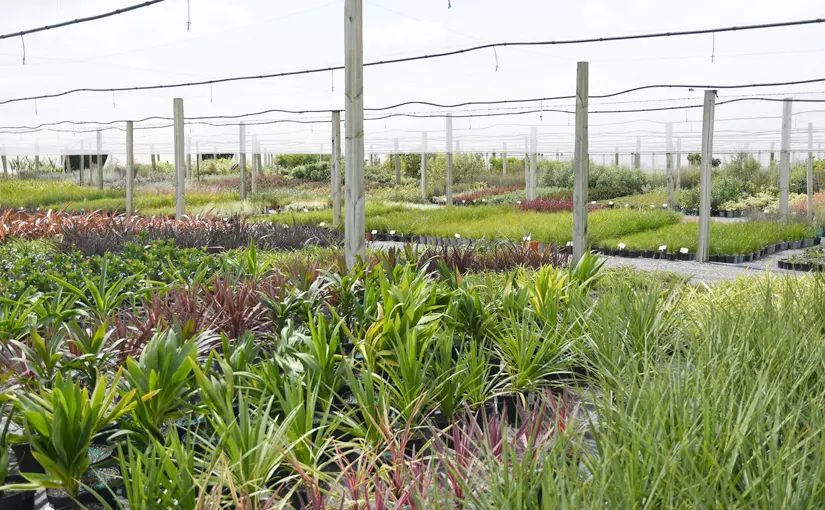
xmin=528 ymin=126 xmax=538 ymax=201
xmin=251 ymin=136 xmax=258 ymax=195
xmin=446 ymin=113 xmax=453 ymax=206
xmin=239 ymin=122 xmax=247 ymax=200
xmin=676 ymin=137 xmax=682 ymax=190
xmin=572 ymin=62 xmax=589 ymax=265
xmin=96 ymin=130 xmax=103 ymax=189
xmin=394 ymin=138 xmax=401 ymax=185
xmin=779 ymin=98 xmax=792 ymax=217
xmin=331 ymin=111 xmax=342 ymax=227
xmin=808 ymin=123 xmax=814 ymax=221
xmin=126 ymin=121 xmax=134 ymax=215
xmin=186 ymin=136 xmax=192 ymax=180
xmin=421 ymin=132 xmax=428 ymax=201
xmin=173 ymin=98 xmax=186 ymax=219
xmin=666 ymin=122 xmax=674 ymax=208
xmin=344 ymin=0 xmax=365 ymax=269
xmin=697 ymin=90 xmax=717 ymax=263
xmin=79 ymin=141 xmax=85 ymax=185
xmin=502 ymin=143 xmax=507 ymax=175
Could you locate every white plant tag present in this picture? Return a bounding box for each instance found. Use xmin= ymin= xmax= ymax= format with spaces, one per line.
xmin=680 ymin=247 xmax=689 ymax=254
xmin=618 ymin=242 xmax=627 ymax=250
xmin=659 ymin=245 xmax=667 ymax=252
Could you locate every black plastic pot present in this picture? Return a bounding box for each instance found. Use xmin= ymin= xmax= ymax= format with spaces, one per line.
xmin=627 ymin=251 xmax=639 ymax=258
xmin=815 ymin=237 xmax=822 ymax=246
xmin=726 ymin=255 xmax=737 ymax=264
xmin=0 ymin=489 xmax=34 ymax=510
xmin=686 ymin=253 xmax=696 ymax=261
xmin=710 ymin=255 xmax=719 ymax=262
xmin=743 ymin=254 xmax=753 ymax=263
xmin=778 ymin=260 xmax=786 ymax=270
xmin=11 ymin=444 xmax=43 ymax=474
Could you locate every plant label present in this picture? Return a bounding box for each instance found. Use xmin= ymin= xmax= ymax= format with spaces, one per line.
xmin=618 ymin=242 xmax=627 ymax=250
xmin=680 ymin=247 xmax=689 ymax=254
xmin=659 ymin=245 xmax=667 ymax=252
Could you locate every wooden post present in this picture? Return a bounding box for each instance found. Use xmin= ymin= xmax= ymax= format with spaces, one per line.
xmin=421 ymin=132 xmax=428 ymax=201
xmin=528 ymin=126 xmax=538 ymax=201
xmin=173 ymin=98 xmax=186 ymax=219
xmin=573 ymin=62 xmax=589 ymax=265
xmin=186 ymin=136 xmax=192 ymax=180
xmin=95 ymin=130 xmax=103 ymax=189
xmin=635 ymin=137 xmax=641 ymax=169
xmin=779 ymin=98 xmax=792 ymax=217
xmin=502 ymin=143 xmax=507 ymax=175
xmin=79 ymin=141 xmax=85 ymax=185
xmin=251 ymin=136 xmax=258 ymax=195
xmin=239 ymin=122 xmax=247 ymax=200
xmin=446 ymin=113 xmax=453 ymax=206
xmin=1 ymin=146 xmax=6 ymax=176
xmin=370 ymin=145 xmax=374 ymax=167
xmin=331 ymin=111 xmax=342 ymax=227
xmin=151 ymin=144 xmax=157 ymax=173
xmin=697 ymin=90 xmax=717 ymax=263
xmin=676 ymin=137 xmax=682 ymax=190
xmin=126 ymin=121 xmax=134 ymax=215
xmin=394 ymin=138 xmax=401 ymax=185
xmin=666 ymin=122 xmax=674 ymax=208
xmin=344 ymin=0 xmax=365 ymax=269
xmin=808 ymin=122 xmax=814 ymax=221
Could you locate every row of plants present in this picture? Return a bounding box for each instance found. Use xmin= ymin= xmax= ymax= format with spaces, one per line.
xmin=269 ymin=203 xmax=682 ymax=246
xmin=2 ymin=243 xmax=825 ymax=507
xmin=780 ymin=247 xmax=825 ymax=271
xmin=597 ymin=220 xmax=818 ymax=258
xmin=520 ymin=198 xmax=607 ymax=213
xmin=0 ymin=209 xmax=341 ymax=255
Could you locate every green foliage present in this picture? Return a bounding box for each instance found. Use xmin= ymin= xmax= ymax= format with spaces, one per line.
xmin=275 ymin=154 xmax=326 ymax=168
xmin=288 ymin=161 xmax=331 ymax=181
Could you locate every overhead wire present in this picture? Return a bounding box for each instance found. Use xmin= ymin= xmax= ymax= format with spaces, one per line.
xmin=1 ymin=16 xmax=825 ymax=105
xmin=0 ymin=0 xmax=170 ymax=41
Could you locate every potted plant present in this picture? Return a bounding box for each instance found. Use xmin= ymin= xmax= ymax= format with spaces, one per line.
xmin=10 ymin=370 xmax=135 ymax=510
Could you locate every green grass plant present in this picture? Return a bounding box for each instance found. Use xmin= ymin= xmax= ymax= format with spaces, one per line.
xmin=599 ymin=220 xmax=817 ymax=255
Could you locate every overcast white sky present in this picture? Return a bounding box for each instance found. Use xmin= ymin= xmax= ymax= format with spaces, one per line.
xmin=1 ymin=0 xmax=825 ymax=166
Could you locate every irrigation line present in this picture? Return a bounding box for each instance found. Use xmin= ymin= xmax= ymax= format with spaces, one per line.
xmin=0 ymin=0 xmax=170 ymax=41
xmin=1 ymin=17 xmax=824 ymax=105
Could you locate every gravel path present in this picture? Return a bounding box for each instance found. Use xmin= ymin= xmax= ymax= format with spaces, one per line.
xmin=370 ymin=241 xmax=809 ymax=285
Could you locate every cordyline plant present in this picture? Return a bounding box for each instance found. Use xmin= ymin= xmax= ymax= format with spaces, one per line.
xmin=519 ymin=198 xmax=607 ymax=213
xmin=0 ymin=208 xmax=342 ymax=254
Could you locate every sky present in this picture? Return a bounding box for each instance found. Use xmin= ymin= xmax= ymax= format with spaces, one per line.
xmin=1 ymin=0 xmax=825 ymax=167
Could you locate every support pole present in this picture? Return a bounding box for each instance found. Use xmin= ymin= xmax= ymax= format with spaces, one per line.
xmin=80 ymin=141 xmax=85 ymax=185
xmin=502 ymin=143 xmax=507 ymax=175
xmin=666 ymin=122 xmax=674 ymax=208
xmin=186 ymin=136 xmax=192 ymax=180
xmin=573 ymin=62 xmax=589 ymax=265
xmin=780 ymin=98 xmax=792 ymax=217
xmin=808 ymin=123 xmax=814 ymax=221
xmin=239 ymin=122 xmax=247 ymax=200
xmin=697 ymin=90 xmax=717 ymax=263
xmin=151 ymin=144 xmax=157 ymax=173
xmin=614 ymin=147 xmax=619 ymax=167
xmin=96 ymin=130 xmax=103 ymax=189
xmin=344 ymin=0 xmax=365 ymax=269
xmin=35 ymin=142 xmax=40 ymax=173
xmin=173 ymin=98 xmax=186 ymax=219
xmin=523 ymin=136 xmax=529 ymax=183
xmin=446 ymin=113 xmax=453 ymax=206
xmin=126 ymin=121 xmax=134 ymax=215
xmin=635 ymin=137 xmax=641 ymax=169
xmin=770 ymin=142 xmax=776 ymax=169
xmin=1 ymin=151 xmax=6 ymax=176
xmin=528 ymin=126 xmax=538 ymax=201
xmin=676 ymin=137 xmax=682 ymax=190
xmin=394 ymin=138 xmax=401 ymax=185
xmin=331 ymin=111 xmax=342 ymax=227
xmin=251 ymin=136 xmax=258 ymax=195
xmin=421 ymin=132 xmax=428 ymax=201
xmin=196 ymin=141 xmax=200 ymax=181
